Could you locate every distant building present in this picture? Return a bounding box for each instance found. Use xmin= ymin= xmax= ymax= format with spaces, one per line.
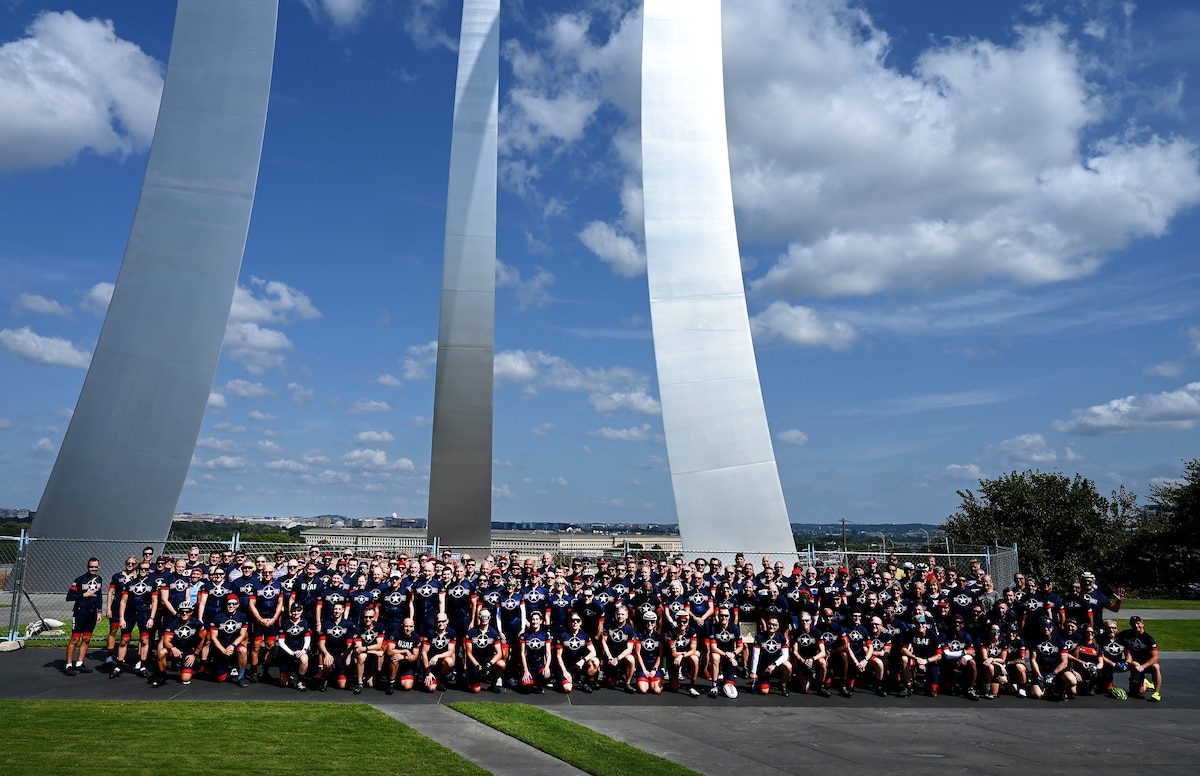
xmin=299 ymin=527 xmax=683 ymax=557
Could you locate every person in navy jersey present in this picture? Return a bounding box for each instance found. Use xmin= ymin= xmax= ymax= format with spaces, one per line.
xmin=317 ymin=600 xmax=357 ymax=691
xmin=1069 ymin=622 xmax=1102 ymax=696
xmin=1118 ymin=615 xmax=1162 ymax=701
xmin=420 ymin=614 xmax=457 ymax=691
xmin=592 ymin=571 xmax=618 ymax=616
xmin=377 ymin=571 xmax=409 ymax=632
xmin=208 ymin=595 xmax=250 ymax=686
xmin=628 ymin=577 xmax=661 ymax=626
xmin=842 ymin=610 xmax=877 ymax=696
xmin=749 ymin=615 xmax=791 ymax=696
xmin=1097 ymin=618 xmax=1130 ymax=697
xmin=864 ymin=616 xmax=891 ymax=696
xmin=520 ymin=610 xmax=553 ymax=693
xmin=555 ymin=613 xmax=600 ymax=693
xmin=901 ymin=610 xmax=943 ymax=697
xmin=248 ymin=569 xmax=283 ymax=684
xmin=351 ymin=608 xmax=387 ymax=694
xmin=409 ymin=562 xmax=445 ymax=638
xmin=705 ymin=607 xmax=743 ymax=698
xmin=115 ymin=561 xmax=158 ymax=678
xmin=940 ymin=614 xmax=979 ymax=700
xmin=790 ymin=612 xmax=830 ymax=696
xmin=382 ymin=616 xmax=420 ymax=694
xmin=152 ymin=600 xmax=205 ymax=687
xmin=495 ymin=577 xmax=526 ymax=654
xmin=573 ymin=584 xmax=606 ymax=640
xmin=1029 ymin=617 xmax=1073 ymax=700
xmin=464 ymin=608 xmax=506 ymax=693
xmin=103 ymin=556 xmax=138 ymax=668
xmin=347 ymin=573 xmax=380 ymax=626
xmin=444 ymin=564 xmax=477 ymax=646
xmin=600 ymin=605 xmax=638 ymax=692
xmin=277 ymin=602 xmax=312 ymax=691
xmin=546 ymin=576 xmax=574 ymax=633
xmin=64 ymin=557 xmax=104 ymax=675
xmin=160 ymin=559 xmax=193 ymax=624
xmin=477 ymin=570 xmax=505 ymax=618
xmin=200 ymin=566 xmax=233 ymax=626
xmin=1061 ymin=580 xmax=1090 ymax=625
xmin=757 ymin=582 xmax=788 ymax=639
xmin=632 ymin=610 xmax=665 ymax=695
xmin=291 ymin=561 xmax=324 ymax=626
xmin=665 ymin=609 xmax=701 ymax=696
xmin=976 ymin=622 xmax=1009 ymax=698
xmin=1080 ymin=571 xmax=1124 ymax=628
xmin=686 ymin=577 xmax=715 ymax=630
xmin=815 ymin=608 xmax=851 ymax=697
xmin=316 ymin=571 xmax=351 ymax=633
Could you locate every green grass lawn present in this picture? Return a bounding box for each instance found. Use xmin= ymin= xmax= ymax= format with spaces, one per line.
xmin=1 ymin=700 xmax=489 ymax=776
xmin=1142 ymin=620 xmax=1200 ymax=652
xmin=449 ymin=702 xmax=698 ymax=776
xmin=1126 ymin=599 xmax=1200 ymax=610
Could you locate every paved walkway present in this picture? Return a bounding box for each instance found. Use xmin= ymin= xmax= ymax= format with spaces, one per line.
xmin=2 ymin=647 xmax=1198 ymax=774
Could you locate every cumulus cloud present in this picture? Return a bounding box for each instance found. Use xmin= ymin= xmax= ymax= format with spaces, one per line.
xmin=997 ymin=433 xmax=1058 ymax=463
xmin=0 ymin=11 xmax=163 ymax=171
xmin=0 ymin=326 xmax=91 ymax=368
xmin=590 ymin=423 xmax=658 ymax=442
xmin=202 ymin=455 xmax=245 ymax=470
xmin=223 ymin=278 xmax=319 ymax=374
xmin=945 ymin=463 xmax=984 ymax=480
xmin=32 ymin=437 xmax=55 ymax=453
xmin=495 ymin=348 xmax=660 ymax=416
xmin=375 ymin=373 xmax=403 ymax=388
xmin=299 ymin=0 xmax=371 ymax=29
xmin=497 ymin=260 xmax=556 ymax=309
xmin=751 ymin=302 xmax=859 ymax=350
xmin=12 ymin=292 xmax=71 ymax=317
xmin=80 ymin=282 xmax=114 ymax=316
xmin=350 ymin=399 xmax=392 ymax=414
xmin=206 ymin=393 xmax=227 ymax=413
xmin=1053 ymin=382 xmax=1200 ymax=435
xmin=265 ymin=458 xmax=309 ymax=473
xmin=196 ymin=437 xmax=240 ymax=453
xmin=0 ymin=418 xmax=13 ymax=430
xmin=354 ymin=430 xmax=395 ymax=444
xmin=531 ymin=423 xmax=555 ymax=436
xmin=508 ymin=1 xmax=1200 ymax=306
xmin=402 ymin=341 xmax=438 ymax=380
xmin=550 ymin=476 xmax=569 ymax=487
xmin=343 ymin=448 xmax=414 ymax=471
xmin=222 ymin=379 xmax=271 ymax=399
xmin=247 ymin=410 xmax=275 ymax=421
xmin=288 ymin=383 xmax=314 ymax=405
xmin=776 ymin=429 xmax=809 ymax=445
xmin=402 ymin=0 xmax=456 ymax=51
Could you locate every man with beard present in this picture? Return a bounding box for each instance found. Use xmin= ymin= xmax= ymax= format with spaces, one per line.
xmin=790 ymin=612 xmax=830 ymax=697
xmin=64 ymin=557 xmax=104 ymax=676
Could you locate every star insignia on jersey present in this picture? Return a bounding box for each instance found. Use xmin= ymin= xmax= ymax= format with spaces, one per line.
xmin=259 ymin=586 xmax=278 ymax=599
xmin=417 ymin=583 xmax=437 ymax=598
xmin=220 ymin=619 xmax=241 ymax=634
xmin=1037 ymin=640 xmax=1057 ymax=655
xmin=564 ymin=635 xmax=587 ymax=651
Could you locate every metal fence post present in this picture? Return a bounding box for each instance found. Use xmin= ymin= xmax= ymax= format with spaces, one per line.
xmin=4 ymin=530 xmax=29 ymax=642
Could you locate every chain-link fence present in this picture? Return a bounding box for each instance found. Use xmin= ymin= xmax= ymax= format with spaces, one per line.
xmin=799 ymin=543 xmax=1019 ymax=587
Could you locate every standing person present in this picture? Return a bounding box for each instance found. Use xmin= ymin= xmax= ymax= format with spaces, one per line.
xmin=64 ymin=557 xmax=104 ymax=675
xmin=1080 ymin=572 xmax=1124 ymax=628
xmin=248 ymin=568 xmax=283 ymax=684
xmin=705 ymin=607 xmax=743 ymax=698
xmin=115 ymin=561 xmax=158 ymax=678
xmin=103 ymin=556 xmax=137 ymax=668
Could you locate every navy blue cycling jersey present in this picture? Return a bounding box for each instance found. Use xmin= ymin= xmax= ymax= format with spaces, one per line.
xmin=496 ymin=591 xmax=525 ymax=634
xmin=465 ymin=625 xmax=504 ymax=663
xmin=122 ymin=574 xmax=157 ymax=614
xmin=523 ymin=584 xmax=549 ymax=617
xmin=67 ymin=573 xmax=104 ymax=614
xmin=321 ymin=617 xmax=358 ymax=654
xmin=444 ymin=579 xmax=475 ymax=618
xmin=164 ymin=615 xmax=204 ymax=652
xmin=904 ymin=626 xmax=942 ymax=659
xmin=844 ymin=623 xmax=871 ymax=659
xmin=252 ymin=578 xmax=283 ymax=620
xmin=423 ymin=627 xmax=457 ymax=657
xmin=686 ymin=587 xmax=713 ymax=619
xmin=1030 ymin=632 xmax=1068 ymax=672
xmin=279 ymin=617 xmax=311 ymax=653
xmin=292 ymin=574 xmax=324 ymax=613
xmin=635 ymin=629 xmax=663 ymax=670
xmin=753 ymin=628 xmax=790 ymax=670
xmin=556 ymin=630 xmax=593 ymax=666
xmin=791 ymin=626 xmax=824 ymax=658
xmin=521 ymin=628 xmax=552 ymax=668
xmin=1118 ymin=628 xmax=1157 ymax=664
xmin=941 ymin=628 xmax=975 ymax=661
xmin=347 ymin=586 xmax=378 ymax=623
xmin=410 ymin=577 xmax=443 ymax=624
xmin=210 ymin=610 xmax=248 ymax=648
xmin=603 ymin=621 xmax=637 ymax=658
xmin=547 ymin=591 xmax=574 ymax=631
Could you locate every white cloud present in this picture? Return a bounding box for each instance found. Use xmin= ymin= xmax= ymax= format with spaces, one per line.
xmin=202 ymin=455 xmax=245 ymax=470
xmin=247 ymin=410 xmax=275 ymax=421
xmin=0 ymin=418 xmax=13 ymax=430
xmin=288 ymin=383 xmax=314 ymax=405
xmin=213 ymin=422 xmax=247 ymax=433
xmin=375 ymin=373 xmax=403 ymax=388
xmin=354 ymin=430 xmax=395 ymax=444
xmin=12 ymin=292 xmax=71 ymax=317
xmin=531 ymin=423 xmax=555 ymax=437
xmin=496 ymin=260 xmax=556 ymax=309
xmin=590 ymin=423 xmax=658 ymax=442
xmin=223 ymin=322 xmax=292 ymax=374
xmin=751 ymin=302 xmax=859 ymax=350
xmin=80 ymin=282 xmax=114 ymax=316
xmin=0 ymin=11 xmax=163 ymax=171
xmin=265 ymin=458 xmax=309 ymax=473
xmin=776 ymin=429 xmax=809 ymax=445
xmin=302 ymin=469 xmax=351 ymax=486
xmin=402 ymin=341 xmax=438 ymax=380
xmin=1053 ymin=382 xmax=1200 ymax=435
xmin=299 ymin=0 xmax=370 ymax=29
xmin=550 ymin=476 xmax=569 ymax=487
xmin=493 ymin=483 xmax=515 ymax=499
xmin=495 ymin=349 xmax=659 ymax=417
xmin=228 ymin=278 xmax=321 ymax=326
xmin=32 ymin=437 xmax=55 ymax=453
xmin=343 ymin=448 xmax=414 ymax=471
xmin=997 ymin=433 xmax=1058 ymax=463
xmin=401 ymin=0 xmax=456 ymax=51
xmin=195 ymin=437 xmax=240 ymax=453
xmin=945 ymin=463 xmax=984 ymax=480
xmin=0 ymin=326 xmax=91 ymax=368
xmin=577 ymin=221 xmax=646 ymax=278
xmin=222 ymin=379 xmax=272 ymax=398
xmin=350 ymin=399 xmax=392 ymax=414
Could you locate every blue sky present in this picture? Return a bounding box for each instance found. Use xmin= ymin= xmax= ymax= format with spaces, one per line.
xmin=1 ymin=0 xmax=1199 ymax=526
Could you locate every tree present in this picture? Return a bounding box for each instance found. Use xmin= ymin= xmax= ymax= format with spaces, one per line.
xmin=943 ymin=470 xmax=1128 ymax=585
xmin=1125 ymin=459 xmax=1200 ymax=595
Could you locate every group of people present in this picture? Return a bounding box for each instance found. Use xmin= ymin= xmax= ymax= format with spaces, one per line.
xmin=62 ymin=545 xmax=1163 ymax=702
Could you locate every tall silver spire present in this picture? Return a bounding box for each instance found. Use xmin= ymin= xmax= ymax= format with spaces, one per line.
xmin=641 ymin=0 xmax=795 ymax=555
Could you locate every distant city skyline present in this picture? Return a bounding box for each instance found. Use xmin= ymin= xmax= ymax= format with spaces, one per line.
xmin=2 ymin=1 xmax=1199 ymax=526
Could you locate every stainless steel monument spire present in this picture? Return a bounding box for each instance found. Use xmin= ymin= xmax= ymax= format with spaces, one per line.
xmin=426 ymin=0 xmax=500 ymax=549
xmin=30 ymin=0 xmax=278 ymax=545
xmin=641 ymin=0 xmax=795 ymax=554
